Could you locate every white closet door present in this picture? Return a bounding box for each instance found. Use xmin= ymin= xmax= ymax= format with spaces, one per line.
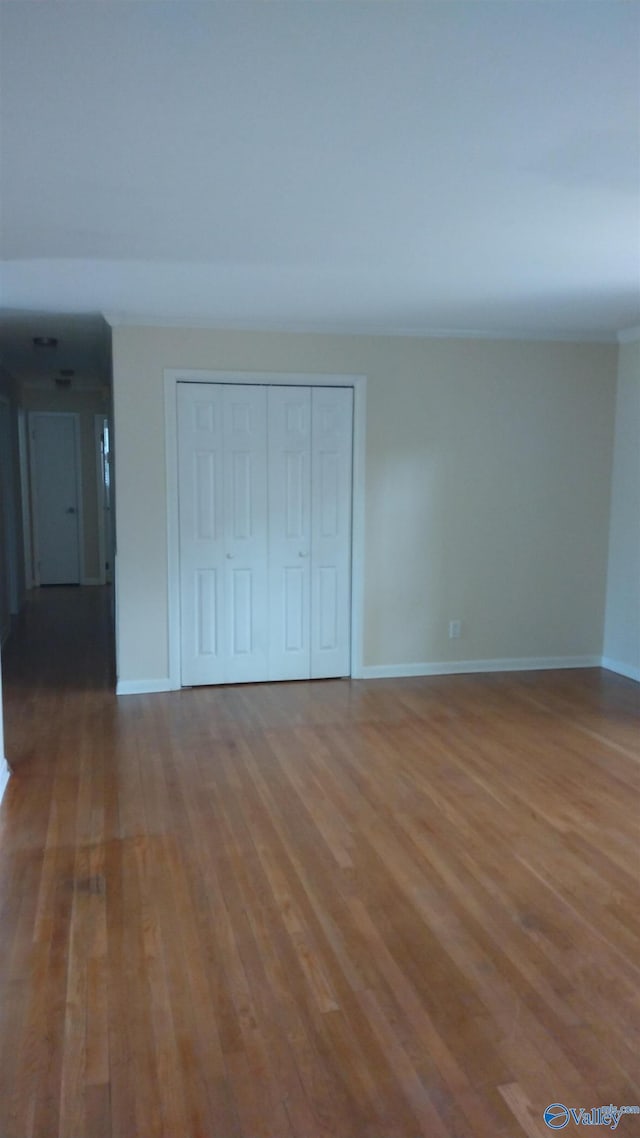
xmin=267 ymin=387 xmax=312 ymax=680
xmin=311 ymin=387 xmax=353 ymax=678
xmin=178 ymin=383 xmax=268 ymax=685
xmin=178 ymin=381 xmax=352 ymax=687
xmin=223 ymin=385 xmax=269 ymax=683
xmin=178 ymin=383 xmax=226 ymax=686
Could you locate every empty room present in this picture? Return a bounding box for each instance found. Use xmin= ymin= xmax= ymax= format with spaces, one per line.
xmin=0 ymin=3 xmax=639 ymax=1138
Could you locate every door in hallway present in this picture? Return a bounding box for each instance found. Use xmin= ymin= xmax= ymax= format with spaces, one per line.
xmin=30 ymin=412 xmax=82 ymax=586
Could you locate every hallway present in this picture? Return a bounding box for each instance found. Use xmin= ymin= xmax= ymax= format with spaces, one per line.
xmin=0 ymin=588 xmax=638 ymax=1138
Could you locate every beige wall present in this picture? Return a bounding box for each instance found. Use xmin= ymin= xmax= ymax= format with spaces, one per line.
xmin=112 ymin=325 xmax=617 ymax=685
xmin=603 ymin=338 xmax=640 ymax=679
xmin=22 ymin=386 xmax=108 ymax=583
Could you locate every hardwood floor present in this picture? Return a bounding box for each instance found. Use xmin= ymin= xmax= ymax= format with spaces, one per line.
xmin=0 ymin=588 xmax=639 ymax=1138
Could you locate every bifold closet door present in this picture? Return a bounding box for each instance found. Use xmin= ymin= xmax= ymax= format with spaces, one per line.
xmin=178 ymin=381 xmax=353 ymax=687
xmin=178 ymin=383 xmax=268 ymax=686
xmin=267 ymin=386 xmax=312 ymax=680
xmin=310 ymin=386 xmax=353 ymax=679
xmin=267 ymin=385 xmax=353 ymax=680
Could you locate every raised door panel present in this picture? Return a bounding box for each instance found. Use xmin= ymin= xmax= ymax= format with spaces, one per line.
xmin=267 ymin=387 xmax=311 ymax=680
xmin=177 ymin=384 xmax=226 ymax=685
xmin=223 ymin=385 xmax=268 ymax=683
xmin=311 ymin=387 xmax=353 ymax=678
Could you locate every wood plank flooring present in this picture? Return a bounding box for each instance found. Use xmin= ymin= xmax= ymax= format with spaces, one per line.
xmin=0 ymin=587 xmax=639 ymax=1138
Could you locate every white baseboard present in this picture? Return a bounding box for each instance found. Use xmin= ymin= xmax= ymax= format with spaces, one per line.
xmin=118 ymin=655 xmax=610 ymax=693
xmin=600 ymin=657 xmax=640 ymax=683
xmin=116 ymin=677 xmax=177 ymax=696
xmin=0 ymin=760 xmax=10 ymax=806
xmin=358 ymin=655 xmax=602 ymax=680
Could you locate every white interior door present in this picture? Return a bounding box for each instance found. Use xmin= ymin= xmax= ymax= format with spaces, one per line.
xmin=178 ymin=384 xmax=268 ymax=686
xmin=311 ymin=387 xmax=353 ymax=678
xmin=30 ymin=412 xmax=82 ymax=586
xmin=178 ymin=381 xmax=352 ymax=687
xmin=223 ymin=385 xmax=268 ymax=683
xmin=178 ymin=384 xmax=225 ymax=685
xmin=268 ymin=386 xmax=312 ymax=680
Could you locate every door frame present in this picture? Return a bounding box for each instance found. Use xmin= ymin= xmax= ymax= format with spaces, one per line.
xmin=164 ymin=369 xmax=367 ymax=689
xmin=0 ymin=396 xmax=19 ymax=638
xmin=18 ymin=409 xmax=34 ymax=590
xmin=94 ymin=413 xmax=109 ymax=586
xmin=29 ymin=411 xmax=85 ymax=587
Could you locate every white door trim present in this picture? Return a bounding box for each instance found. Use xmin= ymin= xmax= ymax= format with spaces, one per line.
xmin=17 ymin=409 xmax=34 ymax=590
xmin=164 ymin=369 xmax=367 ymax=690
xmin=94 ymin=414 xmax=107 ymax=586
xmin=29 ymin=411 xmax=85 ymax=587
xmin=0 ymin=396 xmax=19 ymax=624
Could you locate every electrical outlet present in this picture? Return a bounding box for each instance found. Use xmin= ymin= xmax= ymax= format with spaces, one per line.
xmin=448 ymin=619 xmax=461 ymax=640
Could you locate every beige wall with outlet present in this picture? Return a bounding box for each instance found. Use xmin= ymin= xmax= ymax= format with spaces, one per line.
xmin=112 ymin=325 xmax=617 ymax=685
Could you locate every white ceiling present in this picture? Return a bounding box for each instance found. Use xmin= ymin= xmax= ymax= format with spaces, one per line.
xmin=0 ymin=1 xmax=639 ymax=342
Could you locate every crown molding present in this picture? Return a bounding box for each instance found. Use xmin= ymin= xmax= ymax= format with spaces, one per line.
xmin=102 ymin=311 xmax=616 ymax=344
xmin=617 ymin=325 xmax=640 ymax=344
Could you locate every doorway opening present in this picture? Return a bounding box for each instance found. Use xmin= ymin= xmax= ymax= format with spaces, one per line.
xmin=0 ymin=312 xmax=116 ymax=781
